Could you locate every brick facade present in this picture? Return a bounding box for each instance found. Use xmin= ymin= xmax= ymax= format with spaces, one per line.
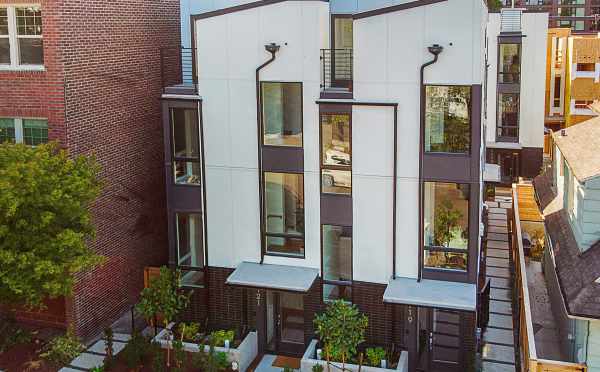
xmin=1 ymin=0 xmax=179 ymax=340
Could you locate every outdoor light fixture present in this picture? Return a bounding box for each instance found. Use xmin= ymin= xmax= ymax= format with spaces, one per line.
xmin=428 ymin=43 xmax=444 ymax=57
xmin=265 ymin=42 xmax=281 ymax=55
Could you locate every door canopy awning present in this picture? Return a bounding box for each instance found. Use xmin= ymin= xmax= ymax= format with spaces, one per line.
xmin=383 ymin=277 xmax=477 ymax=312
xmin=226 ymin=262 xmax=319 ymax=293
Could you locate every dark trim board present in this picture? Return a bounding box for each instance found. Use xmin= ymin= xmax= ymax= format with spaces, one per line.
xmin=191 ymin=0 xmax=329 ymax=21
xmin=353 ymin=0 xmax=447 ymax=19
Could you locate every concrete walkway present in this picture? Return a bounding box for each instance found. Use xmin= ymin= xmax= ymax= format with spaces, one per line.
xmin=481 ymin=195 xmax=517 ymax=372
xmin=58 ymin=333 xmax=131 ymax=372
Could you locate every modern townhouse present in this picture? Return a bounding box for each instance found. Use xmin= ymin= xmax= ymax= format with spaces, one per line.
xmin=485 ymin=8 xmax=548 ymax=184
xmin=502 ymin=0 xmax=600 ymax=32
xmin=546 ymin=26 xmax=600 ymax=129
xmin=0 ymin=0 xmax=179 ymax=340
xmin=534 ymin=118 xmax=600 ymax=371
xmin=161 ymin=0 xmax=491 ymax=371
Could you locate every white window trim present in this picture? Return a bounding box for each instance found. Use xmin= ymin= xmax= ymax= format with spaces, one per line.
xmin=0 ymin=116 xmax=47 ymax=144
xmin=0 ymin=5 xmax=44 ymax=71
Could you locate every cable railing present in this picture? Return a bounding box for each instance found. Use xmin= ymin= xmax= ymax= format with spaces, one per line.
xmin=320 ymin=49 xmax=353 ymax=93
xmin=160 ymin=47 xmax=198 ymax=95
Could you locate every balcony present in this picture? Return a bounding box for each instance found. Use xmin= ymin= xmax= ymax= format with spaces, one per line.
xmin=320 ymin=49 xmax=353 ymax=99
xmin=160 ymin=47 xmax=198 ymax=96
xmin=497 ymin=125 xmax=519 ymax=143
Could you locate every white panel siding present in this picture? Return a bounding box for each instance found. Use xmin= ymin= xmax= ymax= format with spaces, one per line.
xmin=195 ymin=1 xmax=329 ymax=270
xmin=588 ymin=320 xmax=600 ymax=372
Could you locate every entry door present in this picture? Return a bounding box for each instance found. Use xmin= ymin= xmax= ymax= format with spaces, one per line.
xmin=266 ymin=291 xmax=305 ymax=356
xmin=416 ymin=309 xmax=463 ymax=372
xmin=498 ymin=152 xmax=519 ymax=183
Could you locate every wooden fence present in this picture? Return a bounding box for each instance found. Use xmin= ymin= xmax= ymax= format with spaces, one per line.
xmin=510 ymin=185 xmax=587 ymax=372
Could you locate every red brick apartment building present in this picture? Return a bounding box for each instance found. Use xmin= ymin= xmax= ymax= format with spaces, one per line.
xmin=0 ymin=0 xmax=179 ymax=341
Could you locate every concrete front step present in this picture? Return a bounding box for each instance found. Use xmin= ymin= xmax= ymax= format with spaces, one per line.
xmin=488 ymin=233 xmax=509 ymax=242
xmin=487 ymin=267 xmax=511 ymax=278
xmin=482 ymin=343 xmax=516 ymax=364
xmin=491 ymin=288 xmax=512 ymax=301
xmin=487 ymin=248 xmax=510 ymax=259
xmin=488 ymin=240 xmax=510 ymax=249
xmin=488 ymin=225 xmax=508 ymax=234
xmin=490 ymin=300 xmax=512 ymax=315
xmin=483 ymin=327 xmax=515 ymax=345
xmin=488 ymin=313 xmax=514 ymax=329
xmin=487 ymin=257 xmax=509 ymax=267
xmin=482 ymin=361 xmax=516 ymax=372
xmin=489 ymin=220 xmax=508 ymax=228
xmin=488 ymin=277 xmax=512 ymax=289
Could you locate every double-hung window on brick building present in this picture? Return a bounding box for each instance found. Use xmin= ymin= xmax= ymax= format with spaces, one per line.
xmin=0 ymin=118 xmax=48 ymax=145
xmin=0 ymin=6 xmax=44 ymax=69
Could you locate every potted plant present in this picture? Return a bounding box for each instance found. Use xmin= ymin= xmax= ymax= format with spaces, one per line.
xmin=313 ymin=300 xmax=368 ymax=371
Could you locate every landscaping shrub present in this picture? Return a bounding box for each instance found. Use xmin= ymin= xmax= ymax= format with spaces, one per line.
xmin=366 ymin=347 xmax=386 ymax=367
xmin=0 ymin=316 xmax=32 ymax=353
xmin=120 ymin=331 xmax=150 ymax=369
xmin=312 ymin=364 xmax=324 ymax=372
xmin=209 ymin=329 xmax=235 ymax=347
xmin=40 ymin=330 xmax=84 ymax=366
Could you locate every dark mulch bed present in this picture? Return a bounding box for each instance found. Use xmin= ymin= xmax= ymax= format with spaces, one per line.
xmin=107 ymin=348 xmax=235 ymax=372
xmin=0 ymin=339 xmax=58 ymax=372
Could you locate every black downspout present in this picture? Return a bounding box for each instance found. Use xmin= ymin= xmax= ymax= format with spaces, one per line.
xmin=257 ymin=43 xmax=280 ymax=265
xmin=418 ymin=44 xmax=443 ymax=282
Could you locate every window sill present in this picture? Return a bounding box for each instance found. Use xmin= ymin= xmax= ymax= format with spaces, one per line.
xmin=0 ymin=65 xmax=45 ymax=72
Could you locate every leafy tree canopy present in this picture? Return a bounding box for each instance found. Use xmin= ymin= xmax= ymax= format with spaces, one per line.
xmin=0 ymin=142 xmax=103 ymax=308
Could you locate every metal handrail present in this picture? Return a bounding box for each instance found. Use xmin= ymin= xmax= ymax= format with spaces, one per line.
xmin=160 ymin=47 xmax=197 ymax=94
xmin=320 ymin=48 xmax=353 ymax=92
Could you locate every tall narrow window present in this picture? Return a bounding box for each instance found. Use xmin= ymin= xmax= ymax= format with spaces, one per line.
xmin=264 ymin=172 xmax=304 ymax=257
xmin=0 ymin=118 xmax=15 ymax=143
xmin=171 ymin=108 xmax=201 ymax=185
xmin=176 ymin=213 xmax=204 ymax=287
xmin=0 ymin=8 xmax=9 ymax=64
xmin=16 ymin=7 xmax=43 ymax=65
xmin=423 ymin=182 xmax=470 ymax=271
xmin=322 ymin=224 xmax=352 ymax=302
xmin=424 ymin=86 xmax=471 ymax=153
xmin=497 ymin=93 xmax=519 ymax=141
xmin=553 ymin=76 xmax=561 ymax=108
xmin=498 ymin=43 xmax=521 ymax=84
xmin=22 ymin=119 xmax=47 ymax=145
xmin=321 ymin=113 xmax=351 ymax=195
xmin=261 ymin=82 xmax=302 ymax=147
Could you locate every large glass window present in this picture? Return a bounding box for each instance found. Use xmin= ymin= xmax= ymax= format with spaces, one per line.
xmin=0 ymin=118 xmax=15 ymax=143
xmin=497 ymin=93 xmax=519 ymax=141
xmin=423 ymin=182 xmax=470 ymax=271
xmin=23 ymin=119 xmax=48 ymax=145
xmin=261 ymin=82 xmax=302 ymax=147
xmin=176 ymin=213 xmax=204 ymax=287
xmin=16 ymin=7 xmax=43 ymax=65
xmin=171 ymin=108 xmax=201 ymax=185
xmin=0 ymin=6 xmax=43 ymax=67
xmin=424 ymin=86 xmax=471 ymax=153
xmin=264 ymin=172 xmax=304 ymax=257
xmin=321 ymin=113 xmax=351 ymax=195
xmin=322 ymin=225 xmax=352 ymax=302
xmin=498 ymin=44 xmax=521 ymax=83
xmin=0 ymin=8 xmax=8 ymax=64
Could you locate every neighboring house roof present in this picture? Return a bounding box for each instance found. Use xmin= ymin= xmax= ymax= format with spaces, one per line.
xmin=552 ymin=117 xmax=600 ymax=182
xmin=534 ymin=173 xmax=600 ymax=319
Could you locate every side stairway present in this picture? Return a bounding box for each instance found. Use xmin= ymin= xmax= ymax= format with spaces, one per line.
xmin=481 ymin=192 xmax=518 ymax=372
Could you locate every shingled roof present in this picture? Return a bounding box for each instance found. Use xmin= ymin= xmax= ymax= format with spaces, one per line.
xmin=534 ymin=173 xmax=600 ymax=319
xmin=552 ymin=117 xmax=600 ymax=183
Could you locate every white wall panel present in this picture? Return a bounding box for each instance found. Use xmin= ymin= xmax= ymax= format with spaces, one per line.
xmin=205 ymin=167 xmax=234 ymax=267
xmin=353 ymin=175 xmax=393 ymax=284
xmin=200 ymin=80 xmax=231 ymax=167
xmin=231 ymin=168 xmax=261 ymax=265
xmin=352 ymin=106 xmax=394 ymax=177
xmin=395 ymin=177 xmax=419 ymax=279
xmin=229 ymin=80 xmax=258 ymax=169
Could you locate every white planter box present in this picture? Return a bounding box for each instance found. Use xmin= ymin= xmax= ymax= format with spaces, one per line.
xmin=153 ymin=323 xmax=258 ymax=372
xmin=300 ymin=340 xmax=408 ymax=372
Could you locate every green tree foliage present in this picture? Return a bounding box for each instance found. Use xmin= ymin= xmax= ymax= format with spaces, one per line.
xmin=0 ymin=143 xmax=103 ymax=308
xmin=488 ymin=0 xmax=503 ymax=12
xmin=434 ymin=199 xmax=463 ymax=247
xmin=314 ymin=300 xmax=368 ymax=369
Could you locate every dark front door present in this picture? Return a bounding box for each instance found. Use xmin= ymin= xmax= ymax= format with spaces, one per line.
xmin=416 ymin=308 xmax=463 ymax=372
xmin=265 ymin=291 xmax=305 ymax=356
xmin=498 ymin=152 xmax=519 ymax=183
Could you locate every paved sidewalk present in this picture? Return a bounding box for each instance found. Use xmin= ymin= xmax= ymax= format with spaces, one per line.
xmin=58 ymin=333 xmax=131 ymax=372
xmin=481 ymin=195 xmax=517 ymax=372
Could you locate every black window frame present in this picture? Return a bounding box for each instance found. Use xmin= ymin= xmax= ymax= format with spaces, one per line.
xmin=319 ymin=111 xmax=352 ymax=196
xmin=320 ymin=223 xmax=353 ymax=304
xmin=174 ymin=211 xmax=206 ymax=288
xmin=263 ymin=171 xmax=306 ymax=259
xmin=260 ymin=81 xmax=304 ymax=148
xmin=422 ymin=181 xmax=471 ymax=273
xmin=496 ymin=92 xmax=520 ymax=143
xmin=169 ymin=107 xmax=202 ymax=187
xmin=497 ymin=43 xmax=522 ymax=84
xmin=423 ymin=84 xmax=473 ymax=155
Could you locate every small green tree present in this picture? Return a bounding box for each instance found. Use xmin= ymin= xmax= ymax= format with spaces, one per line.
xmin=487 ymin=0 xmax=503 ymax=12
xmin=433 ymin=199 xmax=463 ymax=247
xmin=314 ymin=300 xmax=368 ymax=371
xmin=136 ymin=266 xmax=190 ymax=368
xmin=0 ymin=142 xmax=103 ymax=309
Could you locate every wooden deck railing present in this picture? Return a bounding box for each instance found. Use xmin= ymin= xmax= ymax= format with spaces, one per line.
xmin=510 ymin=185 xmax=587 ymax=372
